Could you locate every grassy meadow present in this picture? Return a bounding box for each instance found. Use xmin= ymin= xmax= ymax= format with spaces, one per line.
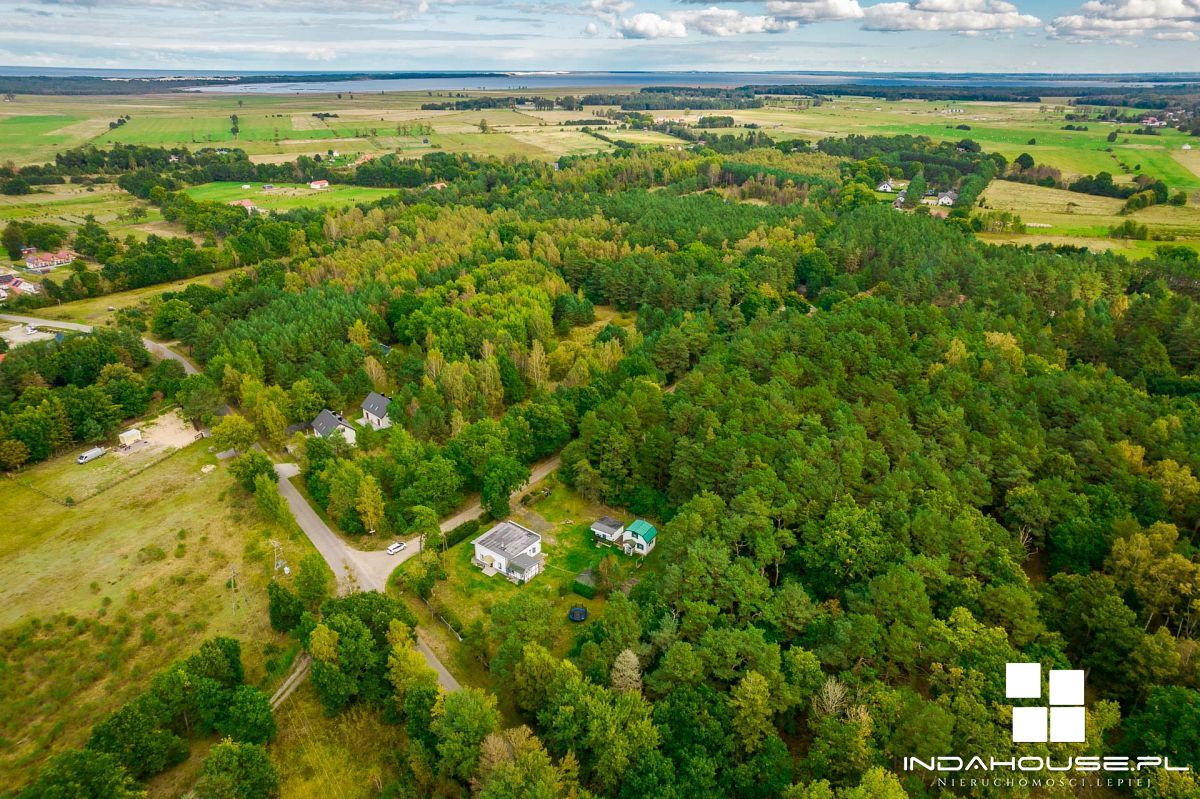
xmin=183 ymin=180 xmax=395 ymax=210
xmin=0 ymin=182 xmax=170 ymax=239
xmin=978 ymin=179 xmax=1200 ymax=254
xmin=0 ymin=441 xmax=313 ymax=787
xmin=0 ymin=91 xmax=613 ymax=166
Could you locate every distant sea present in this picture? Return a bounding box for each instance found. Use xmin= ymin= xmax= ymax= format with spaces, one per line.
xmin=1 ymin=67 xmax=1196 ymax=94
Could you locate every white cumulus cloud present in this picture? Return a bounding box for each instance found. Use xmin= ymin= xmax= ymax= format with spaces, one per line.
xmin=1051 ymin=0 xmax=1200 ymax=40
xmin=767 ymin=0 xmax=865 ymax=21
xmin=862 ymin=0 xmax=1042 ymax=30
xmin=619 ymin=5 xmax=799 ymax=38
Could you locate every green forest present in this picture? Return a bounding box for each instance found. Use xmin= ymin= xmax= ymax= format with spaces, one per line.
xmin=3 ymin=133 xmax=1200 ymax=798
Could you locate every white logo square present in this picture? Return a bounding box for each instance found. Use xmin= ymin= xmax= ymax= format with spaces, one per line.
xmin=1012 ymin=706 xmax=1048 ymax=743
xmin=1049 ymin=670 xmax=1084 ymax=706
xmin=1006 ymin=662 xmax=1042 ymax=699
xmin=1050 ymin=706 xmax=1086 ymax=743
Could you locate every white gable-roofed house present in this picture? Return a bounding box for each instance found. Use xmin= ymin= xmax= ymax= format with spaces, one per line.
xmin=590 ymin=515 xmax=625 ymax=543
xmin=312 ymin=409 xmax=357 ymax=446
xmin=472 ymin=520 xmax=545 ymax=584
xmin=360 ymin=391 xmax=392 ymax=430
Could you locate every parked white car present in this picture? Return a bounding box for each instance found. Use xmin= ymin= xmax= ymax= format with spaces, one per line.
xmin=386 ymin=542 xmax=406 ymax=555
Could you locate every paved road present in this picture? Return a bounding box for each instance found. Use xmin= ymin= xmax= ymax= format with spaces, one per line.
xmin=0 ymin=313 xmax=200 ymax=375
xmin=274 ymin=462 xmax=461 ymax=692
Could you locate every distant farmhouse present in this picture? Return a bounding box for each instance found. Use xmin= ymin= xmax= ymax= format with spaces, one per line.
xmin=876 ymin=179 xmax=896 ymax=193
xmin=23 ymin=248 xmax=76 ymax=274
xmin=472 ymin=520 xmax=545 ymax=584
xmin=360 ymin=391 xmax=392 ymax=431
xmin=309 ymin=179 xmax=330 ymax=190
xmin=228 ymin=199 xmax=261 ymax=214
xmin=311 ymin=409 xmax=356 ymax=446
xmin=936 ymin=190 xmax=959 ymax=207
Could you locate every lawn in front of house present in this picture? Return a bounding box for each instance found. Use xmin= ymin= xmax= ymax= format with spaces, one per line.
xmin=395 ymin=476 xmax=656 ymax=661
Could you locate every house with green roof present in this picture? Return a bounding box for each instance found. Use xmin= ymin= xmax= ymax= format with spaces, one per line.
xmin=622 ymin=519 xmax=657 ymax=556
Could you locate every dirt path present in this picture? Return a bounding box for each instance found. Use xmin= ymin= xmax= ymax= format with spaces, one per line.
xmin=269 ymin=653 xmax=312 ymax=710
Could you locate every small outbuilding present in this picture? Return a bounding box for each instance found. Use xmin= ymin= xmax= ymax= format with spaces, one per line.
xmin=118 ymin=428 xmax=142 ymax=448
xmin=590 ymin=515 xmax=625 ymax=544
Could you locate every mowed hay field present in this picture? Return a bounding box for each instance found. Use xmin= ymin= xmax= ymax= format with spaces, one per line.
xmin=0 ymin=91 xmax=612 ymax=165
xmin=0 ymin=442 xmax=313 ymax=787
xmin=978 ymin=179 xmax=1200 ymax=252
xmin=0 ymin=182 xmax=172 ymax=240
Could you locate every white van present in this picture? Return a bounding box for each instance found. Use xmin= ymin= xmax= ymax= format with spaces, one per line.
xmin=77 ymin=447 xmax=107 ymax=464
xmin=386 ymin=542 xmax=406 ymax=556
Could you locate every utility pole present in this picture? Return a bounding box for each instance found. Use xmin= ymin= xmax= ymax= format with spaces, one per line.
xmin=269 ymin=539 xmax=285 ymax=574
xmin=229 ymin=563 xmax=241 ymax=616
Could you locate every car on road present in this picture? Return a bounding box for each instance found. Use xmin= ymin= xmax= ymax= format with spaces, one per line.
xmin=386 ymin=542 xmax=407 ymax=555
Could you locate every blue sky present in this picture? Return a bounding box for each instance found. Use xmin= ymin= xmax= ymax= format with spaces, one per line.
xmin=0 ymin=0 xmax=1197 ymax=72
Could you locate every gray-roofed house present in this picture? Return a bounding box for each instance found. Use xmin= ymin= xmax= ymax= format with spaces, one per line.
xmin=937 ymin=190 xmax=959 ymax=207
xmin=360 ymin=391 xmax=392 ymax=431
xmin=312 ymin=409 xmax=357 ymax=446
xmin=472 ymin=520 xmax=545 ymax=584
xmin=590 ymin=516 xmax=625 ymax=544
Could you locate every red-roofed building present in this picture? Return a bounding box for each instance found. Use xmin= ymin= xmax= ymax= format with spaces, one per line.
xmin=229 ymin=199 xmax=260 ymax=214
xmin=309 ymin=179 xmax=330 ymax=190
xmin=23 ymin=249 xmax=76 ymax=274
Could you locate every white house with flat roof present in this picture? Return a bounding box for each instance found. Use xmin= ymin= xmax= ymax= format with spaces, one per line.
xmin=472 ymin=520 xmax=545 ymax=584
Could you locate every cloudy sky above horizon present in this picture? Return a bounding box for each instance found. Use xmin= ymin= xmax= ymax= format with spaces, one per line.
xmin=0 ymin=0 xmax=1197 ymax=73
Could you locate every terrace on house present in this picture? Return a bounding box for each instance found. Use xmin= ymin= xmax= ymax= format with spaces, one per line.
xmin=472 ymin=520 xmax=545 ymax=584
xmin=360 ymin=391 xmax=392 ymax=430
xmin=311 ymin=408 xmax=356 ymax=446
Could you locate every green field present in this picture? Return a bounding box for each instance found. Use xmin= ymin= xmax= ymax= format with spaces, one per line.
xmin=183 ymin=180 xmax=395 ymax=210
xmin=0 ymin=182 xmax=172 ymax=241
xmin=716 ymin=97 xmax=1200 ymax=197
xmin=0 ymin=92 xmax=612 ymax=165
xmin=979 ymin=179 xmax=1200 ymax=253
xmin=33 ymin=270 xmax=231 ymax=327
xmin=0 ymin=441 xmax=312 ymax=787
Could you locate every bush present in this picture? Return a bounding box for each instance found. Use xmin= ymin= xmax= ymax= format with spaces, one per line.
xmin=444 ymin=519 xmax=481 ymax=549
xmin=572 ymin=580 xmax=597 ymax=600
